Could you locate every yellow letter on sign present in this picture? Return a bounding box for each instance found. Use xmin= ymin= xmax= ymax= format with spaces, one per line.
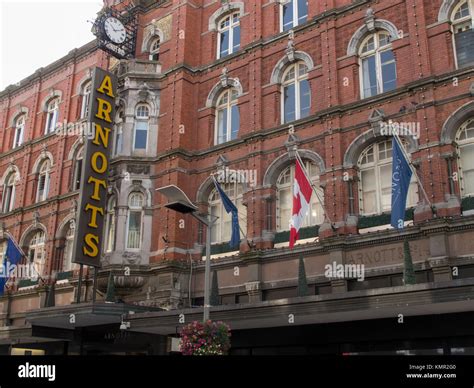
xmin=83 ymin=234 xmax=99 ymax=257
xmin=97 ymin=75 xmax=115 ymax=98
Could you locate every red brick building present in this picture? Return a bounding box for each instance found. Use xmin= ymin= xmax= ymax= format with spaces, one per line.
xmin=0 ymin=0 xmax=474 ymax=355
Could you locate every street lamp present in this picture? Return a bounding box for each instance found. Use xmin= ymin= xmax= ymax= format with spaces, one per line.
xmin=156 ymin=185 xmax=216 ymax=321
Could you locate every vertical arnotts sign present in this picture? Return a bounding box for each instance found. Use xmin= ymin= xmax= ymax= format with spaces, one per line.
xmin=72 ymin=68 xmax=117 ymax=267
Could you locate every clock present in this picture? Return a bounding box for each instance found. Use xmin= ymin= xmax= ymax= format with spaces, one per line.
xmin=104 ymin=17 xmax=127 ymax=45
xmin=93 ymin=7 xmax=138 ymax=59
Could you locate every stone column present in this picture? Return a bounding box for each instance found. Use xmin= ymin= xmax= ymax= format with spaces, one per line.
xmin=428 ymin=233 xmax=452 ymax=282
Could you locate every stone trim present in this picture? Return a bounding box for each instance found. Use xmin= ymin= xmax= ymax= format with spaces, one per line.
xmin=270 ymin=51 xmax=315 ymax=84
xmin=440 ymin=100 xmax=474 ymax=145
xmin=343 ymin=126 xmax=418 ymax=168
xmin=438 ymin=0 xmax=459 ymax=22
xmin=208 ymin=2 xmax=245 ymax=32
xmin=263 ymin=149 xmax=326 ymax=186
xmin=347 ymin=19 xmax=400 ymax=56
xmin=205 ymin=77 xmax=244 ymax=108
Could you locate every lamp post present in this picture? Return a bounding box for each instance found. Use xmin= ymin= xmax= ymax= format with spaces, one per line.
xmin=156 ymin=185 xmax=215 ymax=321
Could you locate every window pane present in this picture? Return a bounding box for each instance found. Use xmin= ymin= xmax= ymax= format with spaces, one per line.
xmin=220 ymin=30 xmax=230 ymax=57
xmin=380 ymin=164 xmax=392 ymax=211
xmin=362 ymin=56 xmax=378 ymax=97
xmin=282 ymin=2 xmax=294 ymax=31
xmin=210 ymin=205 xmax=219 ymax=243
xmin=361 ymin=169 xmax=376 ymax=214
xmin=284 ymin=84 xmax=296 ymax=123
xmin=115 ymin=130 xmax=123 ymax=155
xmin=217 ymin=108 xmax=228 ymax=144
xmin=231 ymin=105 xmax=239 ymax=140
xmin=297 ymin=0 xmax=308 ymax=24
xmin=461 ymin=144 xmax=474 ymax=194
xmin=299 ymin=79 xmax=311 ymax=118
xmin=134 ymin=121 xmax=148 ymax=150
xmin=455 ymin=29 xmax=474 ymax=68
xmin=381 ymin=50 xmax=397 ymax=92
xmin=233 ymin=25 xmax=241 ymax=52
xmin=127 ymin=212 xmax=142 ymax=249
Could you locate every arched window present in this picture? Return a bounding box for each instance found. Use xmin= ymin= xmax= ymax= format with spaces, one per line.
xmin=72 ymin=147 xmax=84 ymax=191
xmin=105 ymin=197 xmax=116 ymax=253
xmin=359 ymin=31 xmax=397 ymax=98
xmin=282 ymin=62 xmax=310 ymax=124
xmin=2 ymin=172 xmax=17 ymax=213
xmin=451 ymin=0 xmax=474 ymax=68
xmin=114 ymin=107 xmax=124 ymax=156
xmin=218 ymin=13 xmax=240 ymax=59
xmin=126 ymin=192 xmax=144 ymax=250
xmin=149 ymin=37 xmax=160 ymax=61
xmin=80 ymin=81 xmax=92 ymax=119
xmin=13 ymin=115 xmax=26 ymax=148
xmin=45 ymin=98 xmax=59 ymax=134
xmin=27 ymin=230 xmax=46 ymax=277
xmin=62 ymin=225 xmax=75 ymax=272
xmin=281 ymin=0 xmax=308 ymax=32
xmin=358 ymin=140 xmax=418 ymax=215
xmin=36 ymin=159 xmax=51 ymax=202
xmin=215 ymin=89 xmax=240 ymax=145
xmin=209 ymin=182 xmax=246 ymax=244
xmin=276 ymin=161 xmax=324 ymax=231
xmin=456 ymin=118 xmax=474 ymax=196
xmin=134 ymin=104 xmax=149 ymax=151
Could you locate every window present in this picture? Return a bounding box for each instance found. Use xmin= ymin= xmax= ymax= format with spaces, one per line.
xmin=114 ymin=108 xmax=124 ymax=156
xmin=452 ymin=0 xmax=474 ymax=68
xmin=62 ymin=226 xmax=75 ymax=272
xmin=215 ymin=89 xmax=240 ymax=144
xmin=209 ymin=182 xmax=246 ymax=244
xmin=126 ymin=193 xmax=144 ymax=250
xmin=456 ymin=118 xmax=474 ymax=196
xmin=0 ymin=241 xmax=6 ymax=265
xmin=359 ymin=32 xmax=397 ymax=98
xmin=282 ymin=62 xmax=311 ymax=123
xmin=281 ymin=0 xmax=308 ymax=32
xmin=36 ymin=160 xmax=51 ymax=202
xmin=13 ymin=115 xmax=26 ymax=148
xmin=133 ymin=105 xmax=149 ymax=151
xmin=45 ymin=98 xmax=59 ymax=134
xmin=80 ymin=82 xmax=92 ymax=119
xmin=358 ymin=140 xmax=418 ymax=215
xmin=27 ymin=230 xmax=45 ymax=277
xmin=105 ymin=197 xmax=116 ymax=252
xmin=149 ymin=37 xmax=160 ymax=61
xmin=218 ymin=13 xmax=240 ymax=59
xmin=2 ymin=172 xmax=16 ymax=213
xmin=276 ymin=161 xmax=324 ymax=231
xmin=73 ymin=147 xmax=84 ymax=191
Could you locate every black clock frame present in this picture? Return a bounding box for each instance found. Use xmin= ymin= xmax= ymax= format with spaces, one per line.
xmin=93 ymin=7 xmax=138 ymax=60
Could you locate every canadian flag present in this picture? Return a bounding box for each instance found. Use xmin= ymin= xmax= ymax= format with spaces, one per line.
xmin=289 ymin=159 xmax=313 ymax=248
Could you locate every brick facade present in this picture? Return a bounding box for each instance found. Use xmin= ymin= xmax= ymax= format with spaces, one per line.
xmin=0 ymin=0 xmax=473 ymax=315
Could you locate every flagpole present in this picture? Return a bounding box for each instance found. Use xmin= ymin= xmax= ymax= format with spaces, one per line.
xmin=392 ymin=133 xmax=433 ymax=210
xmin=295 ymin=150 xmax=334 ymax=226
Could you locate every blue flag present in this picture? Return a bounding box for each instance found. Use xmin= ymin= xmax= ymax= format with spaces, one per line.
xmin=213 ymin=178 xmax=241 ymax=248
xmin=391 ymin=137 xmax=413 ymax=229
xmin=0 ymin=238 xmax=24 ymax=295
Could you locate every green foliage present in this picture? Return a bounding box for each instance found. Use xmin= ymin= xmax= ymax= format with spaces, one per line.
xmin=297 ymin=255 xmax=309 ymax=297
xmin=210 ymin=270 xmax=220 ymax=306
xmin=105 ymin=272 xmax=116 ymax=303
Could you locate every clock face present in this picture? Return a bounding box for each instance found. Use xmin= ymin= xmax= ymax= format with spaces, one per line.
xmin=104 ymin=17 xmax=126 ymax=44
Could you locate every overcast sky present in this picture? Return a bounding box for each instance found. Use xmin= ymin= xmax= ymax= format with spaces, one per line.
xmin=0 ymin=0 xmax=104 ymax=90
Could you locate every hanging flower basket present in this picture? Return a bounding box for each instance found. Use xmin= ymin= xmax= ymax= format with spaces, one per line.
xmin=179 ymin=320 xmax=231 ymax=355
